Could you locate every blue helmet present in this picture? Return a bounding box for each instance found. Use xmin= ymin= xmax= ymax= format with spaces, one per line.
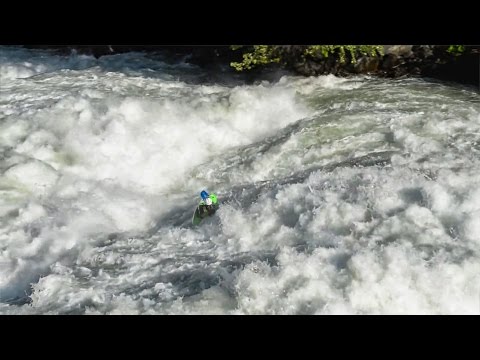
xmin=200 ymin=190 xmax=209 ymax=200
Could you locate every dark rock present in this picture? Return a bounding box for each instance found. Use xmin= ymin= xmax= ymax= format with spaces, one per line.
xmin=411 ymin=66 xmax=422 ymax=76
xmin=384 ymin=45 xmax=413 ymax=57
xmin=423 ymin=52 xmax=479 ymax=86
xmin=354 ymin=56 xmax=380 ymax=73
xmin=381 ymin=54 xmax=399 ymax=70
xmin=412 ymin=45 xmax=433 ymax=59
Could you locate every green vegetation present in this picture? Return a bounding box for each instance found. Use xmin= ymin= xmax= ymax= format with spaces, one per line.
xmin=304 ymin=45 xmax=384 ymax=64
xmin=447 ymin=45 xmax=466 ymax=55
xmin=230 ymin=45 xmax=281 ymax=71
xmin=230 ymin=45 xmax=384 ymax=71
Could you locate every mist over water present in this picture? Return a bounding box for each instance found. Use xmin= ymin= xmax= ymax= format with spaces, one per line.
xmin=1 ymin=46 xmax=479 ymax=314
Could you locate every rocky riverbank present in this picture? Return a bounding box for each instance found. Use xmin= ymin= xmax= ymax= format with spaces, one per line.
xmin=20 ymin=45 xmax=479 ymax=87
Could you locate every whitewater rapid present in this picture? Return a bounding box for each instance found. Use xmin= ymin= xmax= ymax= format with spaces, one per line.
xmin=1 ymin=46 xmax=479 ymax=314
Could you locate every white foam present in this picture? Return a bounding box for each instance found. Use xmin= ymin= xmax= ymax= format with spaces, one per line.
xmin=0 ymin=46 xmax=96 ymax=82
xmin=4 ymin=160 xmax=59 ymax=195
